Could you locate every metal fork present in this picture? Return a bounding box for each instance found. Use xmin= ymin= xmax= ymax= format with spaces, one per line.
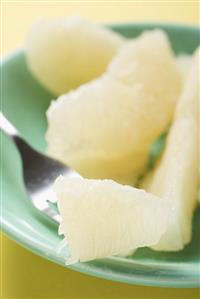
xmin=0 ymin=112 xmax=79 ymax=223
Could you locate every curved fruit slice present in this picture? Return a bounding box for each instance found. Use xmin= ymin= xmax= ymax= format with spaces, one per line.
xmin=141 ymin=51 xmax=196 ymax=193
xmin=176 ymin=54 xmax=192 ymax=83
xmin=26 ymin=16 xmax=124 ymax=95
xmin=55 ymin=175 xmax=170 ymax=264
xmin=146 ymin=50 xmax=199 ymax=251
xmin=176 ymin=49 xmax=199 ymax=120
xmin=108 ymin=30 xmax=180 ymax=106
xmin=47 ymin=75 xmax=150 ymax=184
xmin=46 ymin=30 xmax=180 ymax=183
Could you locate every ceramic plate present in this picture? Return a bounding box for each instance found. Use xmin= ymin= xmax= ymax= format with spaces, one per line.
xmin=1 ymin=23 xmax=200 ymax=288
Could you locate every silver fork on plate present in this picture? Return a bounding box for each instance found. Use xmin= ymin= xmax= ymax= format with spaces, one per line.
xmin=0 ymin=112 xmax=79 ymax=223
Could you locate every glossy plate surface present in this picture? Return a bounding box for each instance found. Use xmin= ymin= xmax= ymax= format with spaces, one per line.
xmin=1 ymin=23 xmax=200 ymax=288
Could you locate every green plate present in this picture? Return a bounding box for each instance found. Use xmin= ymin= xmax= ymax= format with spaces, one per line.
xmin=1 ymin=23 xmax=200 ymax=288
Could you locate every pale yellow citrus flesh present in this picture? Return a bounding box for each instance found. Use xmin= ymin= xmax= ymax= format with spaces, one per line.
xmin=145 ymin=50 xmax=199 ymax=251
xmin=176 ymin=54 xmax=192 ymax=84
xmin=26 ymin=16 xmax=124 ymax=95
xmin=46 ymin=30 xmax=180 ymax=184
xmin=55 ymin=176 xmax=170 ymax=264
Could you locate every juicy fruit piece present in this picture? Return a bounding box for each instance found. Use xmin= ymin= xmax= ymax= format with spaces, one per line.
xmin=47 ymin=75 xmax=149 ymax=183
xmin=149 ymin=119 xmax=198 ymax=251
xmin=141 ymin=52 xmax=197 ymax=194
xmin=46 ymin=30 xmax=180 ymax=183
xmin=175 ymin=50 xmax=199 ymax=120
xmin=176 ymin=54 xmax=192 ymax=83
xmin=108 ymin=30 xmax=180 ymax=107
xmin=55 ymin=175 xmax=170 ymax=264
xmin=146 ymin=51 xmax=199 ymax=251
xmin=26 ymin=16 xmax=124 ymax=95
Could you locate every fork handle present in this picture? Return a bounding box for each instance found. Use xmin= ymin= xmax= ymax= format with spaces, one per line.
xmin=0 ymin=112 xmax=19 ymax=137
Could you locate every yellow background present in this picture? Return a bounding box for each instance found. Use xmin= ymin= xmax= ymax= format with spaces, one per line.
xmin=1 ymin=1 xmax=199 ymax=298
